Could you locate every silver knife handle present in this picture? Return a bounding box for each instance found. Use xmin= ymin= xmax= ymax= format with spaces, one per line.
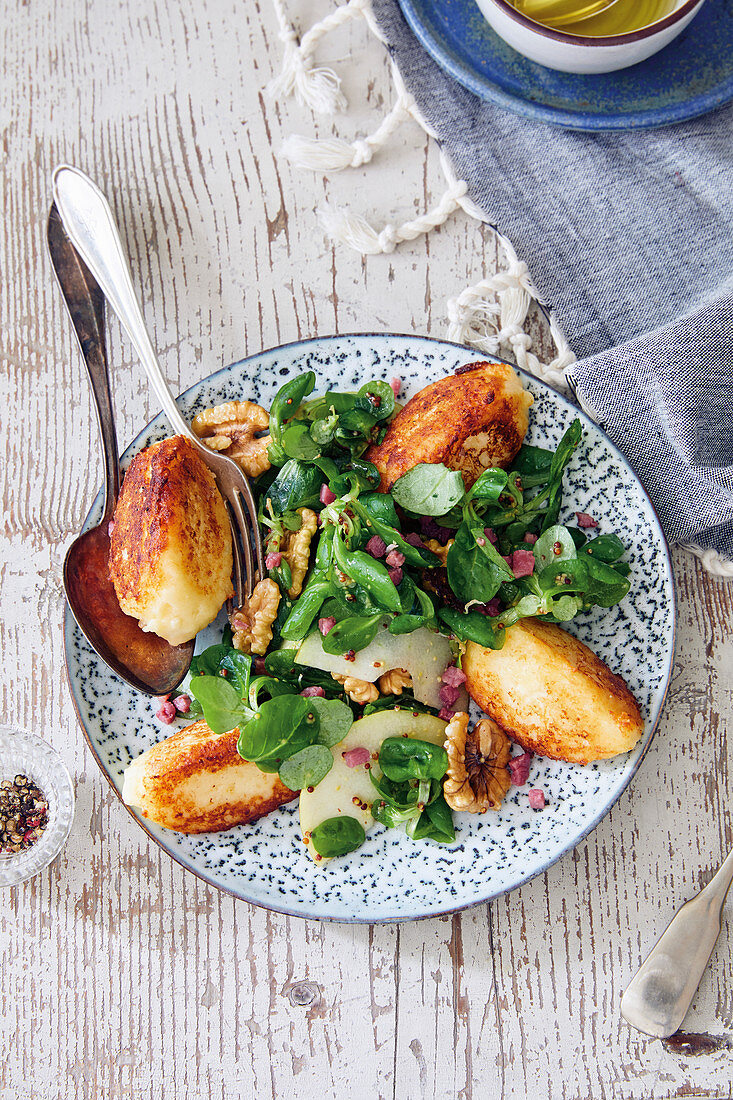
xmin=621 ymin=848 xmax=733 ymax=1037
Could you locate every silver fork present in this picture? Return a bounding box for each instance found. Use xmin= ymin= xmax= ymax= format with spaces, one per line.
xmin=52 ymin=164 xmax=265 ymax=606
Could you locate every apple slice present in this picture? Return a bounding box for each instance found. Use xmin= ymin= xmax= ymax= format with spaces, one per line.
xmin=295 ymin=625 xmax=453 ymax=708
xmin=299 ymin=708 xmax=446 ymax=864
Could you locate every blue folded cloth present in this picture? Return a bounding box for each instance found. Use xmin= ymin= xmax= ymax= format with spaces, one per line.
xmin=372 ymin=0 xmax=733 ymax=564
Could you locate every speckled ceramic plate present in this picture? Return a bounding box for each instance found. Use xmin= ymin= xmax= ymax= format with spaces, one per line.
xmin=397 ymin=0 xmax=733 ymax=130
xmin=64 ymin=334 xmax=675 ymax=922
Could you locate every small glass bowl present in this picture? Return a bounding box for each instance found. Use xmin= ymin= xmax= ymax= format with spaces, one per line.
xmin=0 ymin=727 xmax=75 ymax=888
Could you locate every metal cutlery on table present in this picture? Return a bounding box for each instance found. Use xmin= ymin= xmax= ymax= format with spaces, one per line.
xmin=50 ymin=165 xmax=264 ymax=694
xmin=52 ymin=164 xmax=264 ymax=595
xmin=621 ymin=847 xmax=733 ymax=1038
xmin=48 ymin=202 xmax=194 ymax=695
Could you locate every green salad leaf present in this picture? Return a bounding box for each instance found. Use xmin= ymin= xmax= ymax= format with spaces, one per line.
xmin=379 ymin=738 xmax=449 ymax=782
xmin=237 ymin=695 xmax=319 ymax=773
xmin=446 ymin=519 xmax=513 ymax=604
xmin=310 ymin=816 xmax=366 ymax=857
xmin=309 ymin=696 xmax=354 ymax=747
xmin=279 ymin=744 xmax=333 ymax=791
xmin=189 ymin=675 xmax=250 ymax=735
xmin=391 ymin=463 xmax=465 ymax=516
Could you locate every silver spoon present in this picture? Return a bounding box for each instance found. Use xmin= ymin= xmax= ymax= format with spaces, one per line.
xmin=48 ymin=203 xmax=195 ymax=696
xmin=51 ymin=164 xmax=265 ymax=598
xmin=621 ymin=848 xmax=733 ymax=1038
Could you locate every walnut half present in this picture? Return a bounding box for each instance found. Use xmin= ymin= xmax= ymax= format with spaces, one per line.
xmin=192 ymin=400 xmax=272 ymax=478
xmin=443 ymin=713 xmax=511 ymax=813
xmin=281 ymin=508 xmax=318 ymax=598
xmin=378 ymin=668 xmax=412 ymax=695
xmin=331 ymin=673 xmax=379 ymax=705
xmin=231 ymin=579 xmax=281 ymax=656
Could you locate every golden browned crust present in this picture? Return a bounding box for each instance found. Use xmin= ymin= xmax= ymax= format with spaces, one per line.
xmin=109 ymin=435 xmax=233 ymax=645
xmin=122 ymin=720 xmax=296 ymax=834
xmin=365 ymin=361 xmax=533 ymax=491
xmin=462 ymin=619 xmax=644 ymax=764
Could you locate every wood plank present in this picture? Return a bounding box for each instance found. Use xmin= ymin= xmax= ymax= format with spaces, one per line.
xmin=2 ymin=1 xmax=733 ymax=1098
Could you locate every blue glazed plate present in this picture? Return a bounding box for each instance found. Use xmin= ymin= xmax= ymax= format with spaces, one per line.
xmin=397 ymin=0 xmax=733 ymax=129
xmin=64 ymin=335 xmax=675 ymax=922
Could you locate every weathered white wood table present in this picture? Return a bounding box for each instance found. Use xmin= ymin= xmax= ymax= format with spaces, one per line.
xmin=2 ymin=2 xmax=732 ymax=1097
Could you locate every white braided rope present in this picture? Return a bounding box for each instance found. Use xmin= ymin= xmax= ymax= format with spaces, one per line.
xmin=282 ymin=92 xmax=414 ymax=171
xmin=268 ymin=0 xmax=373 ymax=113
xmin=447 ymin=237 xmax=576 ymax=390
xmin=683 ymin=544 xmax=733 ymax=578
xmin=268 ymin=0 xmax=732 ymax=578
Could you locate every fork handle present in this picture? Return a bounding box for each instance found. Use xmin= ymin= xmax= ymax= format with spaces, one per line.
xmin=621 ymin=848 xmax=733 ymax=1038
xmin=52 ymin=165 xmax=206 ymax=455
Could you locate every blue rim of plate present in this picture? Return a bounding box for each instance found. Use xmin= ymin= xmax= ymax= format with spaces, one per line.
xmin=396 ymin=0 xmax=733 ymax=130
xmin=64 ymin=333 xmax=676 ymax=923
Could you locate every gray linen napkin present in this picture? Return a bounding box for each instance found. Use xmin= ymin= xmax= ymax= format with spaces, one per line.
xmin=372 ymin=0 xmax=733 ymax=562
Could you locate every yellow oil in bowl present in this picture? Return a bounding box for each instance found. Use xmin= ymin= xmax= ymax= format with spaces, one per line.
xmin=511 ymin=0 xmax=680 ymax=35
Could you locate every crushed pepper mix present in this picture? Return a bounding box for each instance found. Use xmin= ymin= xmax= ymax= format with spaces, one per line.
xmin=0 ymin=775 xmax=49 ymax=853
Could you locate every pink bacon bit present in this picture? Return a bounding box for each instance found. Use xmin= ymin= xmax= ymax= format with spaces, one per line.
xmin=385 ymin=549 xmax=405 ymax=568
xmin=484 ymin=527 xmax=498 ymax=545
xmin=576 ymin=512 xmax=598 ymax=529
xmin=528 ymin=788 xmax=546 ymax=810
xmin=320 ymin=484 xmax=336 ymax=506
xmin=510 ymin=549 xmax=536 ymax=578
xmin=388 ymin=566 xmax=403 ymax=586
xmin=172 ymin=694 xmax=191 ymax=714
xmin=265 ymin=551 xmax=283 ymax=570
xmin=523 ymin=532 xmax=538 ymax=545
xmin=318 ymin=616 xmax=337 ymax=636
xmin=507 ymin=751 xmax=532 ymax=786
xmin=439 ymin=683 xmax=461 ymax=707
xmin=441 ymin=665 xmax=467 ymax=688
xmin=156 ymin=700 xmax=177 ymax=725
xmin=438 ymin=706 xmax=457 ymax=722
xmin=301 ymin=685 xmax=326 ymax=698
xmin=343 ymin=747 xmax=371 ymax=768
xmin=390 ymin=377 xmax=402 ymax=397
xmin=365 ymin=535 xmax=387 ymax=558
xmin=404 ymin=532 xmax=424 ymax=548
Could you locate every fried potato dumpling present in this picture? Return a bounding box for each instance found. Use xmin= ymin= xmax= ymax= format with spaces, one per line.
xmin=366 ymin=360 xmax=533 ymax=491
xmin=121 ymin=720 xmax=296 ymax=833
xmin=109 ymin=435 xmax=233 ymax=646
xmin=463 ymin=619 xmax=644 ymax=764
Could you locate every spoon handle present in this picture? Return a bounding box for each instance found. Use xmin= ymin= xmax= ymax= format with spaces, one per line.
xmin=621 ymin=848 xmax=733 ymax=1038
xmin=51 ymin=165 xmax=201 ymax=450
xmin=47 ymin=202 xmax=120 ymax=520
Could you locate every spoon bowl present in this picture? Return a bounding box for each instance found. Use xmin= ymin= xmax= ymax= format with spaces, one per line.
xmin=48 ymin=203 xmax=194 ymax=696
xmin=63 ymin=524 xmax=194 ymax=696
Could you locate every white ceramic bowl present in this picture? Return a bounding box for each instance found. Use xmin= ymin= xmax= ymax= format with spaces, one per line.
xmin=475 ymin=0 xmax=707 ymax=73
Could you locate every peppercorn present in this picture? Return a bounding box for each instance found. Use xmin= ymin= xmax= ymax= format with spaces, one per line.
xmin=0 ymin=775 xmax=49 ymax=854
